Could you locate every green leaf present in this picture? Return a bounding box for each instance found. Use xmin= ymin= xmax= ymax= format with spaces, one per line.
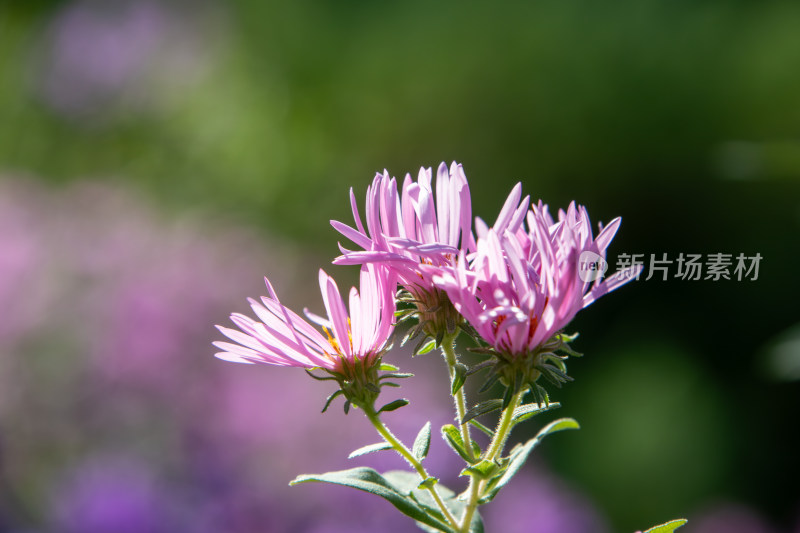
xmin=383 ymin=471 xmax=484 ymax=533
xmin=644 ymin=519 xmax=688 ymax=533
xmin=461 ymin=399 xmax=503 ymax=424
xmin=451 ymin=362 xmax=468 ymax=395
xmin=413 ymin=422 xmax=432 ymax=461
xmin=460 ymin=459 xmax=499 ymax=480
xmin=348 ymin=442 xmax=393 ymax=459
xmin=467 ymin=419 xmax=495 ymax=438
xmin=291 ymin=467 xmax=452 ymax=532
xmin=441 ymin=424 xmax=480 ymax=464
xmin=378 ymin=399 xmax=410 ymax=413
xmin=511 ymin=401 xmax=561 ymax=425
xmin=417 ymin=476 xmax=438 ymax=489
xmin=538 ymin=417 xmax=580 ymax=435
xmin=380 ymin=363 xmax=400 ymax=371
xmin=381 ymin=471 xmax=453 ymax=531
xmin=480 ymin=417 xmax=579 ymax=503
xmin=383 ymin=470 xmax=454 ymax=500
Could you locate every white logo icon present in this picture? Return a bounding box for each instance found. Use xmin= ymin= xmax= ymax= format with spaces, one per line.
xmin=578 ymin=251 xmax=608 ymax=282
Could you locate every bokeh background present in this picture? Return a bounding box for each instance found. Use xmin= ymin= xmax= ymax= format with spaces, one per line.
xmin=1 ymin=1 xmax=799 ymax=532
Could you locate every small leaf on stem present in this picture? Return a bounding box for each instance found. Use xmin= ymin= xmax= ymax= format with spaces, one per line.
xmin=461 ymin=399 xmax=503 ymax=425
xmin=460 ymin=459 xmax=499 ymax=480
xmin=417 ymin=476 xmax=438 ymax=489
xmin=290 ymin=467 xmax=452 ymax=532
xmin=412 ymin=422 xmax=432 ymax=461
xmin=467 ymin=419 xmax=495 ymax=438
xmin=441 ymin=424 xmax=481 ymax=464
xmin=511 ymin=402 xmax=561 ymax=425
xmin=451 ymin=362 xmax=468 ymax=395
xmin=348 ymin=442 xmax=393 ymax=459
xmin=479 ymin=417 xmax=579 ymax=503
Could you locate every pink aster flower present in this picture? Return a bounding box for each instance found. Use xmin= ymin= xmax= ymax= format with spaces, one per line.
xmin=433 ymin=200 xmax=641 ymax=361
xmin=214 ymin=265 xmax=396 ymax=378
xmin=331 ymin=162 xmax=528 ymax=340
xmin=331 ymin=162 xmax=474 ymax=277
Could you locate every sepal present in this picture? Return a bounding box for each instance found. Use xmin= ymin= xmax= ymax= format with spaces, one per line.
xmin=321 ymin=390 xmax=344 ymax=413
xmin=415 ymin=338 xmax=438 ymax=355
xmin=378 ymin=398 xmax=410 ymax=413
xmin=318 ymin=360 xmax=414 ymax=414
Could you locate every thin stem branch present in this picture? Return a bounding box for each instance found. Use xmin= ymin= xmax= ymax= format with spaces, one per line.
xmin=440 ymin=336 xmax=474 ymax=462
xmin=485 ymin=388 xmax=525 ymax=462
xmin=364 ymin=405 xmax=459 ymax=530
xmin=458 ymin=388 xmax=526 ymax=533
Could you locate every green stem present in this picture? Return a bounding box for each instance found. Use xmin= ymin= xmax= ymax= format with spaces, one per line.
xmin=364 ymin=404 xmax=459 ymax=530
xmin=440 ymin=336 xmax=474 ymax=462
xmin=458 ymin=388 xmax=526 ymax=533
xmin=485 ymin=388 xmax=525 ymax=462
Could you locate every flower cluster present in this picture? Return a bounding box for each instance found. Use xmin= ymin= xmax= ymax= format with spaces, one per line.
xmin=217 ymin=162 xmax=637 ymax=404
xmin=214 ymin=162 xmax=666 ymax=533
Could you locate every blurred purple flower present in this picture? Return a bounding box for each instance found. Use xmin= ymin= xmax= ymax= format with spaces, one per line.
xmin=482 ymin=463 xmax=609 ymax=533
xmin=35 ymin=0 xmax=216 ymax=120
xmin=0 ymin=187 xmax=47 ymax=350
xmin=51 ymin=455 xmax=172 ymax=533
xmin=0 ymin=177 xmax=463 ymax=532
xmin=691 ymin=503 xmax=778 ymax=533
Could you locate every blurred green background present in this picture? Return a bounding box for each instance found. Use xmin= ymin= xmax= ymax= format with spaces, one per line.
xmin=1 ymin=0 xmax=799 ymax=531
